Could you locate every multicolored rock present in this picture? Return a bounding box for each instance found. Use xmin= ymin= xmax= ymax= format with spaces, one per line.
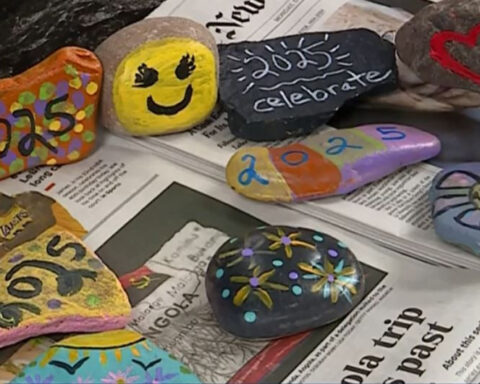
xmin=430 ymin=164 xmax=480 ymax=256
xmin=226 ymin=124 xmax=441 ymax=202
xmin=96 ymin=17 xmax=219 ymax=136
xmin=219 ymin=29 xmax=397 ymax=141
xmin=9 ymin=330 xmax=201 ymax=384
xmin=396 ymin=0 xmax=480 ymax=93
xmin=0 ymin=191 xmax=86 ymax=258
xmin=0 ymin=229 xmax=130 ymax=348
xmin=0 ymin=47 xmax=101 ymax=180
xmin=206 ymin=226 xmax=365 ymax=339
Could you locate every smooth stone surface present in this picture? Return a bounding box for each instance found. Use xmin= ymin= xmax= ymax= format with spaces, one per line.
xmin=226 ymin=124 xmax=441 ymax=203
xmin=9 ymin=330 xmax=201 ymax=384
xmin=219 ymin=29 xmax=397 ymax=141
xmin=0 ymin=47 xmax=101 ymax=180
xmin=96 ymin=17 xmax=219 ymax=137
xmin=396 ymin=0 xmax=480 ymax=92
xmin=0 ymin=0 xmax=167 ymax=79
xmin=0 ymin=191 xmax=86 ymax=258
xmin=0 ymin=229 xmax=130 ymax=348
xmin=206 ymin=226 xmax=365 ymax=339
xmin=430 ymin=163 xmax=480 ymax=256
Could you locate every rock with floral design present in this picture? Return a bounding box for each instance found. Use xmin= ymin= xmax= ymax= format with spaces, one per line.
xmin=9 ymin=329 xmax=201 ymax=384
xmin=430 ymin=163 xmax=480 ymax=256
xmin=205 ymin=225 xmax=365 ymax=339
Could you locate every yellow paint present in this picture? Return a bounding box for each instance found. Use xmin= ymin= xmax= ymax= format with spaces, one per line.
xmin=9 ymin=102 xmax=22 ymax=113
xmin=50 ymin=203 xmax=87 ymax=239
xmin=48 ymin=121 xmax=62 ymax=132
xmin=0 ymin=205 xmax=32 ymax=242
xmin=114 ymin=348 xmax=122 ymax=361
xmin=130 ymin=346 xmax=140 ymax=357
xmin=226 ymin=148 xmax=292 ymax=202
xmin=86 ymin=82 xmax=99 ymax=95
xmin=46 ymin=158 xmax=57 ymax=165
xmin=39 ymin=347 xmax=58 ymax=367
xmin=58 ymin=330 xmax=142 ymax=349
xmin=99 ymin=351 xmax=107 ymax=365
xmin=76 ymin=111 xmax=86 ymax=121
xmin=68 ymin=349 xmax=78 ymax=363
xmin=74 ymin=123 xmax=84 ymax=133
xmin=69 ymin=77 xmax=82 ymax=89
xmin=0 ymin=230 xmax=130 ymax=338
xmin=35 ymin=126 xmax=43 ymax=134
xmin=113 ymin=38 xmax=217 ymax=136
xmin=0 ymin=142 xmax=7 ymax=152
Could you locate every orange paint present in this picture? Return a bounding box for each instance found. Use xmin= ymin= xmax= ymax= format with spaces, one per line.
xmin=269 ymin=143 xmax=341 ymax=199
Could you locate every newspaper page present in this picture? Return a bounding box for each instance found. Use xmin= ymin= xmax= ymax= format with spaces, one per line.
xmin=122 ymin=0 xmax=479 ymax=269
xmin=2 ymin=143 xmax=480 ymax=383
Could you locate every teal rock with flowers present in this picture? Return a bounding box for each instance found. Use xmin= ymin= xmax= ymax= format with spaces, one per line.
xmin=9 ymin=330 xmax=201 ymax=384
xmin=430 ymin=163 xmax=480 ymax=256
xmin=205 ymin=226 xmax=365 ymax=339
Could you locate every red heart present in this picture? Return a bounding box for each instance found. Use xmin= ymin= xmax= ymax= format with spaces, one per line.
xmin=430 ymin=24 xmax=480 ymax=85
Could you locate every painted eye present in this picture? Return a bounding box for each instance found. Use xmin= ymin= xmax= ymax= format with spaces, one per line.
xmin=133 ymin=63 xmax=159 ymax=88
xmin=175 ymin=54 xmax=196 ymax=80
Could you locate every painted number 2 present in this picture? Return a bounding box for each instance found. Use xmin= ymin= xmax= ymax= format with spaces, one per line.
xmin=238 ymin=154 xmax=269 ymax=186
xmin=326 ymin=137 xmax=363 ymax=155
xmin=376 ymin=126 xmax=406 ymax=141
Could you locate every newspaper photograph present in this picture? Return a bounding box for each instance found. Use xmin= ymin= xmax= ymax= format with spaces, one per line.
xmin=2 ymin=144 xmax=480 ymax=383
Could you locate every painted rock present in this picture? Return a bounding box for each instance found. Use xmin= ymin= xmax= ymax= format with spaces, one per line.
xmin=0 ymin=0 xmax=167 ymax=79
xmin=0 ymin=191 xmax=86 ymax=258
xmin=226 ymin=124 xmax=441 ymax=202
xmin=430 ymin=163 xmax=480 ymax=256
xmin=206 ymin=226 xmax=365 ymax=339
xmin=0 ymin=47 xmax=101 ymax=180
xmin=219 ymin=29 xmax=397 ymax=141
xmin=396 ymin=0 xmax=480 ymax=93
xmin=96 ymin=17 xmax=219 ymax=137
xmin=9 ymin=330 xmax=201 ymax=384
xmin=0 ymin=229 xmax=130 ymax=348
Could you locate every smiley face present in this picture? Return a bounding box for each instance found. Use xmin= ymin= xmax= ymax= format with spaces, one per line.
xmin=113 ymin=38 xmax=218 ymax=136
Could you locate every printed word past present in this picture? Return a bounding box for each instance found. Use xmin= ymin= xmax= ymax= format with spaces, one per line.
xmin=254 ymin=69 xmax=392 ymax=113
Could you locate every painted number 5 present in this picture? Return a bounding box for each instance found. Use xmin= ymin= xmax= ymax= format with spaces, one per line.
xmin=376 ymin=126 xmax=406 ymax=141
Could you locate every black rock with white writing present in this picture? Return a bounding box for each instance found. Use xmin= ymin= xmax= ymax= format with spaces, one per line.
xmin=206 ymin=225 xmax=365 ymax=339
xmin=219 ymin=29 xmax=398 ymax=141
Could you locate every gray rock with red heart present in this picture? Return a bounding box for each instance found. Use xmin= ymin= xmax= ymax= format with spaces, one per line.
xmin=396 ymin=0 xmax=480 ymax=93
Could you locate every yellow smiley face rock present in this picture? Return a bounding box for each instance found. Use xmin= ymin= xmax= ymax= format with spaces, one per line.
xmin=96 ymin=17 xmax=219 ymax=136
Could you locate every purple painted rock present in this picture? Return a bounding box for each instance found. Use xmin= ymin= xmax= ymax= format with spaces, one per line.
xmin=226 ymin=124 xmax=441 ymax=202
xmin=206 ymin=225 xmax=365 ymax=339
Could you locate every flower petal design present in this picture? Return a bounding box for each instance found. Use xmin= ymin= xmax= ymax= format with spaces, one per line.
xmin=298 ymin=262 xmax=322 ymax=276
xmin=312 ymin=277 xmax=328 ymax=293
xmin=262 ymin=281 xmax=289 ymax=291
xmin=233 ymin=285 xmax=251 ymax=306
xmin=330 ymin=285 xmax=339 ymax=303
xmin=253 ymin=288 xmax=273 ymax=309
xmin=436 ymin=170 xmax=480 ymax=190
xmin=258 ymin=269 xmax=275 ymax=283
xmin=219 ymin=249 xmax=241 ymax=259
xmin=264 ymin=232 xmax=280 ymax=242
xmin=455 ymin=208 xmax=480 ymax=230
xmin=292 ymin=240 xmax=316 ymax=250
xmin=285 ymin=245 xmax=293 ymax=258
xmin=334 ymin=259 xmax=345 ymax=274
xmin=433 ymin=195 xmax=472 ymax=218
xmin=230 ymin=276 xmax=250 ymax=283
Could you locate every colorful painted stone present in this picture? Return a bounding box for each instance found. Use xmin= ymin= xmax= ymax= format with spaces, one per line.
xmin=0 ymin=229 xmax=130 ymax=348
xmin=226 ymin=124 xmax=441 ymax=202
xmin=206 ymin=226 xmax=365 ymax=339
xmin=9 ymin=330 xmax=201 ymax=384
xmin=0 ymin=47 xmax=101 ymax=180
xmin=96 ymin=17 xmax=219 ymax=137
xmin=0 ymin=191 xmax=86 ymax=258
xmin=430 ymin=163 xmax=480 ymax=256
xmin=396 ymin=0 xmax=480 ymax=93
xmin=219 ymin=29 xmax=397 ymax=141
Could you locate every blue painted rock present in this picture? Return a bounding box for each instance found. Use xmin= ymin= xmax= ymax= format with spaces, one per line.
xmin=205 ymin=226 xmax=365 ymax=339
xmin=219 ymin=29 xmax=397 ymax=141
xmin=9 ymin=329 xmax=201 ymax=384
xmin=430 ymin=163 xmax=480 ymax=255
xmin=226 ymin=124 xmax=441 ymax=203
xmin=0 ymin=229 xmax=131 ymax=348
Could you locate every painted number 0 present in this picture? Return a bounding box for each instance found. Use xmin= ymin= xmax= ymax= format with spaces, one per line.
xmin=376 ymin=126 xmax=406 ymax=141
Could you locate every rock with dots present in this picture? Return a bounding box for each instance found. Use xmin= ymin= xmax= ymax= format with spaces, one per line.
xmin=205 ymin=225 xmax=365 ymax=339
xmin=219 ymin=29 xmax=397 ymax=141
xmin=0 ymin=47 xmax=102 ymax=180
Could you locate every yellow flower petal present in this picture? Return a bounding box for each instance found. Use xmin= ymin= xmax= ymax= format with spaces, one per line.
xmin=311 ymin=277 xmax=328 ymax=293
xmin=331 ymin=285 xmax=339 ymax=303
xmin=233 ymin=285 xmax=251 ymax=306
xmin=254 ymin=288 xmax=273 ymax=309
xmin=258 ymin=269 xmax=275 ymax=283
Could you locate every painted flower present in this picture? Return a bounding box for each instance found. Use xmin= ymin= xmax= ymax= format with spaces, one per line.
xmin=76 ymin=378 xmax=93 ymax=384
xmin=299 ymin=258 xmax=359 ymax=304
xmin=432 ymin=170 xmax=480 ymax=230
xmin=102 ymin=367 xmax=139 ymax=384
xmin=230 ymin=266 xmax=288 ymax=309
xmin=24 ymin=375 xmax=54 ymax=384
xmin=144 ymin=367 xmax=178 ymax=384
xmin=264 ymin=228 xmax=316 ymax=258
xmin=218 ymin=235 xmax=274 ymax=269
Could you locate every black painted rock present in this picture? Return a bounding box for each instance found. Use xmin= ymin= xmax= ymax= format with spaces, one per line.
xmin=0 ymin=0 xmax=166 ymax=79
xmin=205 ymin=226 xmax=365 ymax=339
xmin=396 ymin=0 xmax=480 ymax=93
xmin=219 ymin=29 xmax=397 ymax=141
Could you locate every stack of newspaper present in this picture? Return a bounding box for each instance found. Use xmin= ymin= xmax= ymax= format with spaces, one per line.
xmin=117 ymin=0 xmax=480 ymax=270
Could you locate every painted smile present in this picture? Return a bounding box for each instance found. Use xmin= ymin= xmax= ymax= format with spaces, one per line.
xmin=146 ymin=84 xmax=193 ymax=116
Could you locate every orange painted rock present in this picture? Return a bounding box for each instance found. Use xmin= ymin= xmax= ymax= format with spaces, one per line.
xmin=0 ymin=47 xmax=102 ymax=180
